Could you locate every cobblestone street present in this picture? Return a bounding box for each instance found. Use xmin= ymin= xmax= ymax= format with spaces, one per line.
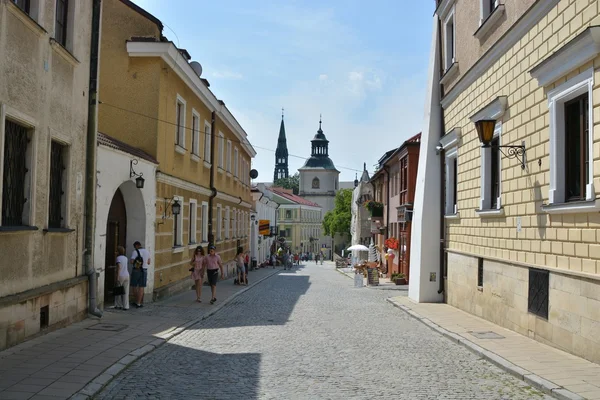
xmin=97 ymin=263 xmax=550 ymax=400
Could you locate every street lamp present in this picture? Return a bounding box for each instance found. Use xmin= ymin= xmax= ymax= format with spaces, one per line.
xmin=129 ymin=159 xmax=145 ymax=189
xmin=475 ymin=119 xmax=527 ymax=169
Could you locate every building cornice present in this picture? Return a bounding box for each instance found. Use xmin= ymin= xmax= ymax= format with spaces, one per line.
xmin=435 ymin=0 xmax=456 ymax=19
xmin=157 ymin=172 xmax=212 ymax=197
xmin=441 ymin=0 xmax=560 ymax=109
xmin=439 ymin=127 xmax=461 ymax=149
xmin=469 ymin=96 xmax=508 ymax=122
xmin=126 ymin=41 xmax=256 ymax=158
xmin=215 ymin=191 xmax=252 ymax=209
xmin=530 ymin=26 xmax=600 ymax=87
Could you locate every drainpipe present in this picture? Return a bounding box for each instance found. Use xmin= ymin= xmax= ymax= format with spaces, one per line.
xmin=208 ymin=111 xmax=217 ymax=244
xmin=84 ymin=0 xmax=103 ymax=317
xmin=437 ymin=14 xmax=446 ymax=296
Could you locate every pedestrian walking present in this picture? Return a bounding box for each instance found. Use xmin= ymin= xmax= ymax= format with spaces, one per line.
xmin=203 ymin=245 xmax=224 ymax=304
xmin=130 ymin=241 xmax=150 ymax=308
xmin=236 ymin=247 xmax=247 ymax=285
xmin=189 ymin=246 xmax=205 ymax=302
xmin=114 ymin=246 xmax=129 ymax=310
xmin=315 ymin=253 xmax=319 ymax=264
xmin=244 ymin=251 xmax=250 ymax=275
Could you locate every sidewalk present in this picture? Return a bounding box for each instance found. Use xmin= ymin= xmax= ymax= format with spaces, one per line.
xmin=337 ymin=266 xmax=409 ymax=291
xmin=388 ymin=296 xmax=600 ymax=400
xmin=0 ymin=267 xmax=281 ymax=400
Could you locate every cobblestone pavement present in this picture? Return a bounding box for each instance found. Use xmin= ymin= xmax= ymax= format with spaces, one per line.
xmin=96 ymin=263 xmax=551 ymax=400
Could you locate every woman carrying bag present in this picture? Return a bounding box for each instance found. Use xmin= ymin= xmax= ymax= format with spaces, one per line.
xmin=190 ymin=246 xmax=205 ymax=302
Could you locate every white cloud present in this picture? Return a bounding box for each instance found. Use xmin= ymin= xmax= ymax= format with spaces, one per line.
xmin=319 ymin=74 xmax=328 ymax=81
xmin=211 ymin=70 xmax=243 ymax=80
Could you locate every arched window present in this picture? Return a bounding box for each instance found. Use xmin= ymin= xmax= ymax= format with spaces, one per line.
xmin=312 ymin=177 xmax=320 ymax=189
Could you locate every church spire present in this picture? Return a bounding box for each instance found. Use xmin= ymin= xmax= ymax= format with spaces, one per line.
xmin=274 ymin=109 xmax=289 ymax=182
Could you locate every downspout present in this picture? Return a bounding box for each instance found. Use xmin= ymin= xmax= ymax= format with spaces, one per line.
xmin=85 ymin=0 xmax=103 ymax=317
xmin=437 ymin=14 xmax=446 ymax=296
xmin=208 ymin=111 xmax=217 ymax=243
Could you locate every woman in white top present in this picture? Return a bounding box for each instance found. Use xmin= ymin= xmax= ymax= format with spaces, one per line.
xmin=115 ymin=246 xmax=130 ymax=310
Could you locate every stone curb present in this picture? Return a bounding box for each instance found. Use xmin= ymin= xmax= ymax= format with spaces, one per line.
xmin=70 ymin=268 xmax=281 ymax=399
xmin=385 ymin=298 xmax=586 ymax=400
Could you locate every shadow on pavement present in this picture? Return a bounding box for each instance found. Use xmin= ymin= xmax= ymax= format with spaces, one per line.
xmin=188 ymin=273 xmax=311 ymax=330
xmin=97 ymin=343 xmax=261 ymax=400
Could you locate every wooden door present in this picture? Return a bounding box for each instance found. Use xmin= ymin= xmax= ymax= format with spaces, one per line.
xmin=104 ymin=189 xmax=127 ymax=304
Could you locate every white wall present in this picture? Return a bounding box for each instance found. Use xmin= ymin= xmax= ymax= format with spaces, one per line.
xmin=95 ymin=146 xmax=157 ymax=306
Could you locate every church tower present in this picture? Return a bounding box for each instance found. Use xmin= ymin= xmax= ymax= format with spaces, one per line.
xmin=273 ymin=109 xmax=289 ymax=182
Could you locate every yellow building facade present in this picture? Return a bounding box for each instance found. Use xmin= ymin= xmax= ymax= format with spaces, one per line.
xmin=434 ymin=0 xmax=600 ymax=362
xmin=98 ymin=0 xmax=255 ymax=301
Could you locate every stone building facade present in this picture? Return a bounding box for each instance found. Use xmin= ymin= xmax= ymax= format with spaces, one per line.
xmin=97 ymin=0 xmax=255 ymax=302
xmin=0 ymin=0 xmax=94 ymax=350
xmin=413 ymin=0 xmax=600 ymax=363
xmin=251 ymin=185 xmax=279 ymax=264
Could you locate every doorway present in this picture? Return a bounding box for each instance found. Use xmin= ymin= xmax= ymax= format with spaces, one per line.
xmin=104 ymin=188 xmax=127 ymax=305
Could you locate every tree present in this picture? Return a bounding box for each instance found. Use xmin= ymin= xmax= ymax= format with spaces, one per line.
xmin=322 ymin=189 xmax=352 ymax=237
xmin=273 ymin=173 xmax=300 ymax=195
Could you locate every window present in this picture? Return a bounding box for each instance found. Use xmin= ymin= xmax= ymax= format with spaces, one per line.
xmin=477 ymin=257 xmax=484 ymax=287
xmin=232 ymin=210 xmax=237 ymax=238
xmin=175 ymin=96 xmax=186 ymax=149
xmin=48 ymin=141 xmax=68 ymax=228
xmin=225 ymin=207 xmax=230 ymax=239
xmin=189 ymin=200 xmax=197 ymax=244
xmin=216 ymin=205 xmax=222 ymax=241
xmin=479 ymin=122 xmax=502 ymax=211
xmin=443 ymin=8 xmax=455 ymax=71
xmin=234 ymin=148 xmax=239 ymax=177
xmin=191 ymin=111 xmax=200 ymax=157
xmin=2 ymin=119 xmax=33 ymax=227
xmin=481 ymin=0 xmax=497 ymax=21
xmin=565 ymin=94 xmax=589 ymax=201
xmin=286 ymin=210 xmax=292 ymax=219
xmin=13 ymin=0 xmax=30 ymax=13
xmin=201 ymin=202 xmax=208 ymax=242
xmin=544 ymin=69 xmax=595 ymax=211
xmin=218 ymin=133 xmax=224 ymax=169
xmin=528 ymin=268 xmax=549 ymax=319
xmin=226 ymin=140 xmax=232 ymax=172
xmin=204 ymin=121 xmax=211 ymax=162
xmin=55 ymin=0 xmax=69 ymax=47
xmin=312 ymin=177 xmax=320 ymax=189
xmin=173 ymin=197 xmax=183 ymax=247
xmin=400 ymin=158 xmax=408 ymax=205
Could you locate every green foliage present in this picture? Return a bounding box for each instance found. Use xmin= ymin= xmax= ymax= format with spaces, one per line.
xmin=274 ymin=173 xmax=300 ymax=195
xmin=322 ymin=189 xmax=352 ymax=237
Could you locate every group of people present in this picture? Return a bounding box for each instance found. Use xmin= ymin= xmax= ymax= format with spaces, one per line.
xmin=113 ymin=242 xmax=230 ymax=309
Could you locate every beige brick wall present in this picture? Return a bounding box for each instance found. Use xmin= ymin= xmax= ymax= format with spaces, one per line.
xmin=446 ymin=0 xmax=600 ymax=277
xmin=448 ymin=252 xmax=600 ymax=363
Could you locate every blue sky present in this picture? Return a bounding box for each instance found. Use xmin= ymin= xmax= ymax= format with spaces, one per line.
xmin=133 ymin=0 xmax=435 ymax=182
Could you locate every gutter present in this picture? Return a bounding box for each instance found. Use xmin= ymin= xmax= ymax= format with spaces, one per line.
xmin=437 ymin=14 xmax=446 ymax=296
xmin=208 ymin=111 xmax=217 ymax=244
xmin=84 ymin=0 xmax=102 ymax=318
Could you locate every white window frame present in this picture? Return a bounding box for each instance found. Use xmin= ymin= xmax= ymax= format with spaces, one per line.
xmin=233 ymin=209 xmax=237 ymax=238
xmin=544 ymin=68 xmax=596 ymax=212
xmin=47 ymin=138 xmax=71 ymax=229
xmin=218 ymin=132 xmax=225 ymax=170
xmin=234 ymin=147 xmax=239 ymax=177
xmin=480 ymin=0 xmax=498 ymax=24
xmin=216 ymin=204 xmax=222 ymax=241
xmin=189 ymin=199 xmax=197 ymax=245
xmin=478 ymin=122 xmax=502 ymax=212
xmin=443 ymin=6 xmax=456 ymax=72
xmin=53 ymin=0 xmax=75 ymax=52
xmin=225 ymin=206 xmax=230 ymax=239
xmin=175 ymin=94 xmax=186 ymax=153
xmin=440 ymin=128 xmax=461 ymax=217
xmin=173 ymin=195 xmax=184 ymax=249
xmin=226 ymin=140 xmax=232 ymax=173
xmin=201 ymin=201 xmax=209 ymax=243
xmin=203 ymin=120 xmax=211 ymax=164
xmin=0 ymin=104 xmax=37 ymax=228
xmin=191 ymin=109 xmax=200 ymax=159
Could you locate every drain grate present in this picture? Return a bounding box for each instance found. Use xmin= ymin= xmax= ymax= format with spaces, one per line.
xmin=468 ymin=331 xmax=505 ymax=339
xmin=86 ymin=323 xmax=128 ymax=332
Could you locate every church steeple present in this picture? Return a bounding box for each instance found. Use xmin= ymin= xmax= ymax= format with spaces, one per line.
xmin=274 ymin=108 xmax=289 ymax=182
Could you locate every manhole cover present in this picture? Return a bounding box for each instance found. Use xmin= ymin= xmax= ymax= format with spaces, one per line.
xmin=468 ymin=331 xmax=505 ymax=339
xmin=86 ymin=323 xmax=128 ymax=332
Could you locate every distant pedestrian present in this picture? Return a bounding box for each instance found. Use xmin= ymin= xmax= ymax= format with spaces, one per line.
xmin=114 ymin=246 xmax=129 ymax=310
xmin=190 ymin=246 xmax=205 ymax=302
xmin=203 ymin=245 xmax=224 ymax=304
xmin=236 ymin=247 xmax=247 ymax=285
xmin=315 ymin=253 xmax=319 ymax=264
xmin=130 ymin=241 xmax=150 ymax=308
xmin=294 ymin=253 xmax=300 ymax=266
xmin=244 ymin=251 xmax=250 ymax=275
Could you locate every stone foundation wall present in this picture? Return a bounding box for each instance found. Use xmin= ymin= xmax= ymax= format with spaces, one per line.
xmin=0 ymin=277 xmax=88 ymax=351
xmin=447 ymin=251 xmax=600 ymax=363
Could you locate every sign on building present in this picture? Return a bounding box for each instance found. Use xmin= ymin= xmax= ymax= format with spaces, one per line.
xmin=259 ymin=220 xmax=270 ymax=235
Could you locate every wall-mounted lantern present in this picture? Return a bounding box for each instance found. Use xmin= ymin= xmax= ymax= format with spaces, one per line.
xmin=157 ymin=198 xmax=181 ymax=225
xmin=475 ymin=119 xmax=527 ymax=170
xmin=130 ymin=159 xmax=145 ymax=189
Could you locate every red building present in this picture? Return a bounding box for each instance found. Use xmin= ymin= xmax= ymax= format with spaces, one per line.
xmin=370 ymin=133 xmax=420 ymax=281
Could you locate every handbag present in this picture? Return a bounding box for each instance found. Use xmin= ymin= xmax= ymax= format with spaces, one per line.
xmin=114 ymin=285 xmax=125 ymax=296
